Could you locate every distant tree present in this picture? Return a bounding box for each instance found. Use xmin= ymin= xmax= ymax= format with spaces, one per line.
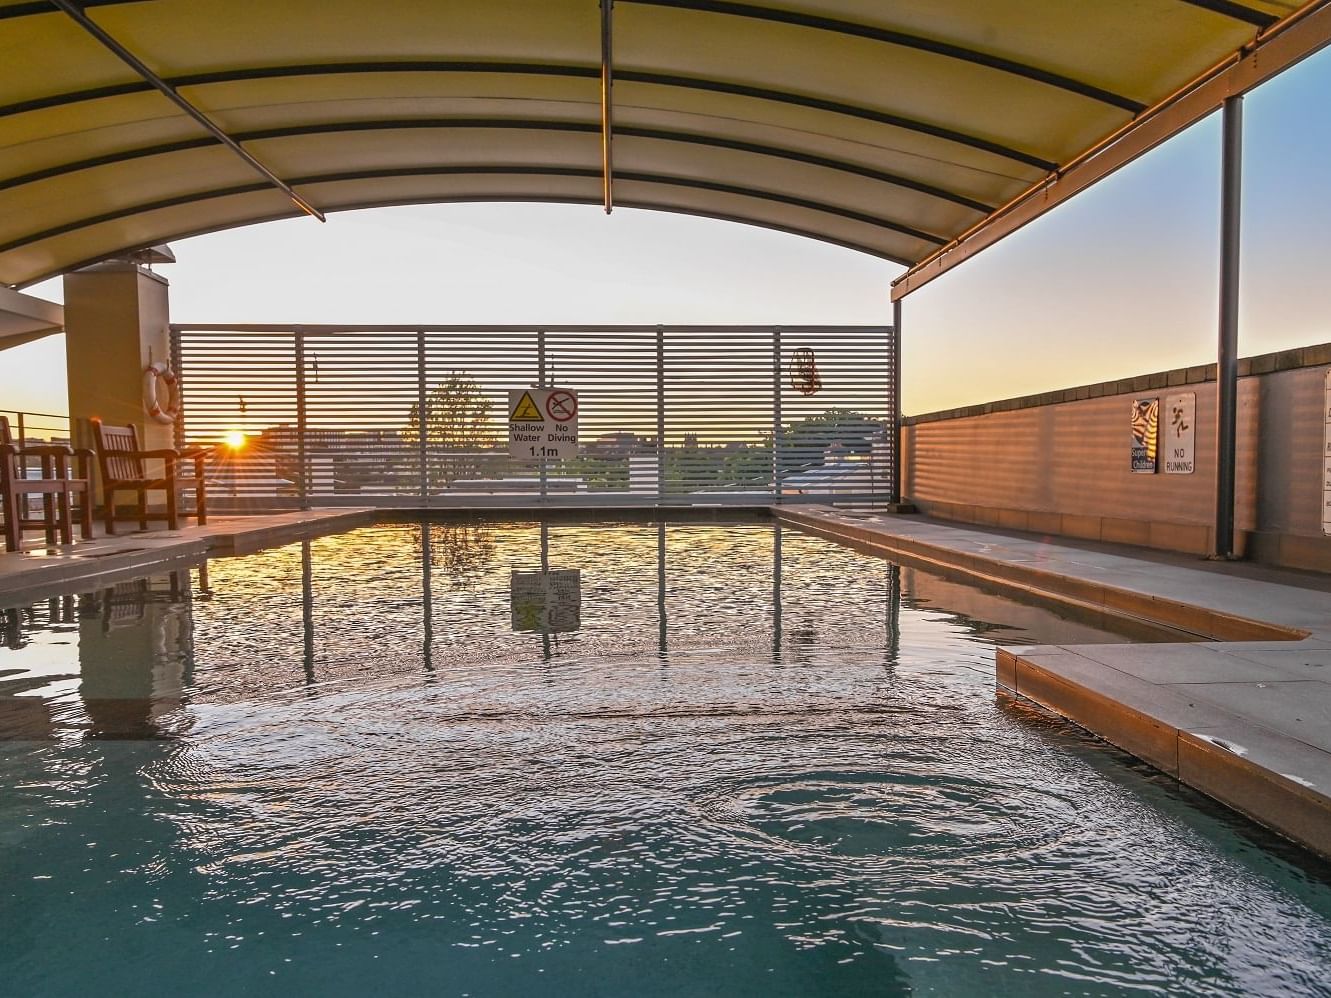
xmin=403 ymin=374 xmax=495 ymax=487
xmin=783 ymin=408 xmax=883 ymax=457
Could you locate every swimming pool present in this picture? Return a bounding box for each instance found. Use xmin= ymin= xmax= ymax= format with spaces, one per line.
xmin=2 ymin=519 xmax=1329 ymax=996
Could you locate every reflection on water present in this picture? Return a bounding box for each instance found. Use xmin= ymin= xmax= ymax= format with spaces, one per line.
xmin=0 ymin=520 xmax=1328 ymax=997
xmin=1 ymin=570 xmax=199 ymax=740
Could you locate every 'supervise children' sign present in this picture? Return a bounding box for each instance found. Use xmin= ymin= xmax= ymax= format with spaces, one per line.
xmin=1130 ymin=397 xmax=1159 ymax=473
xmin=508 ymin=388 xmax=579 ymax=461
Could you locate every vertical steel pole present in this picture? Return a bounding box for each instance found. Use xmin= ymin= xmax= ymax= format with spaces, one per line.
xmin=1215 ymin=96 xmax=1243 ymax=559
xmin=537 ymin=329 xmax=548 ymax=502
xmin=772 ymin=326 xmax=783 ymax=501
xmin=416 ymin=330 xmax=428 ymax=500
xmin=656 ymin=325 xmax=666 ymax=501
xmin=600 ymin=0 xmax=615 ymax=213
xmin=294 ymin=329 xmax=309 ymax=511
xmin=891 ymin=299 xmax=902 ymax=505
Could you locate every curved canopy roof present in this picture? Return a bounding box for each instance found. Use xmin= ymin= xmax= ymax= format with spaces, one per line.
xmin=0 ymin=0 xmax=1316 ymax=288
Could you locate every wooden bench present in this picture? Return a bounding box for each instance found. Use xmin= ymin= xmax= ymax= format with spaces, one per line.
xmin=0 ymin=415 xmax=93 ymax=552
xmin=91 ymin=419 xmax=210 ymax=535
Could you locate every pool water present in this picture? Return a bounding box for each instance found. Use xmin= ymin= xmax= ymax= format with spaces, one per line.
xmin=1 ymin=520 xmax=1329 ymax=996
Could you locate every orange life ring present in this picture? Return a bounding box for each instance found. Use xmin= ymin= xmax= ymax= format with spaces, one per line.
xmin=143 ymin=361 xmax=180 ymax=425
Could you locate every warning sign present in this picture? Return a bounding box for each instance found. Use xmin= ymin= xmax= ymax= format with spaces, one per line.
xmin=508 ymin=388 xmax=579 ymax=461
xmin=510 ymin=391 xmax=544 ymax=422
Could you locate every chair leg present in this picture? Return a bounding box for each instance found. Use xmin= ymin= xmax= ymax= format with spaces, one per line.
xmin=78 ymin=489 xmax=93 ymax=540
xmin=42 ymin=491 xmax=55 ymax=545
xmin=57 ymin=488 xmax=72 ymax=545
xmin=103 ymin=487 xmax=117 ymax=536
xmin=2 ymin=491 xmax=19 ymax=553
xmin=166 ymin=482 xmax=179 ymax=532
xmin=137 ymin=489 xmax=148 ymax=531
xmin=194 ymin=457 xmax=208 ymax=526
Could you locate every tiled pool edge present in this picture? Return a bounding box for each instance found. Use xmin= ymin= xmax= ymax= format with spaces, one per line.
xmin=0 ymin=508 xmax=375 ymax=604
xmin=774 ymin=505 xmax=1331 ymax=861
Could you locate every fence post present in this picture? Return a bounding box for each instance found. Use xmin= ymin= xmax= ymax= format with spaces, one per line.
xmin=416 ymin=330 xmax=428 ymax=501
xmin=656 ymin=325 xmax=666 ymax=501
xmin=537 ymin=329 xmax=547 ymax=502
xmin=772 ymin=326 xmax=783 ymax=502
xmin=294 ymin=329 xmax=309 ymax=510
xmin=15 ymin=411 xmax=25 ymax=479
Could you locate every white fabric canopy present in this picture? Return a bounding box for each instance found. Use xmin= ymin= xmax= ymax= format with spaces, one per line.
xmin=0 ymin=0 xmax=1308 ymax=287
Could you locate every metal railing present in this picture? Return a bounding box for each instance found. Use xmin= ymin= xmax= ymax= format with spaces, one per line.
xmin=2 ymin=409 xmax=71 ymax=446
xmin=1 ymin=409 xmax=76 ymax=517
xmin=170 ymin=325 xmax=898 ymax=509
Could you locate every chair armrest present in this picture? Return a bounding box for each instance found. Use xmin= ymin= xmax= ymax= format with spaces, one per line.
xmin=179 ymin=447 xmax=213 ymax=458
xmin=16 ymin=444 xmax=73 ymax=457
xmin=128 ymin=449 xmax=183 ymax=460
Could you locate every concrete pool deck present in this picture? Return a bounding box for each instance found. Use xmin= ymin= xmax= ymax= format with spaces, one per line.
xmin=0 ymin=508 xmax=373 ymax=604
xmin=776 ymin=505 xmax=1331 ymax=860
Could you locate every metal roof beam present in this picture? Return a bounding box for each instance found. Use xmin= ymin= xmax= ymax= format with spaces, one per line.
xmin=0 ymin=118 xmax=996 ymax=214
xmin=623 ymin=0 xmax=1145 ymax=111
xmin=0 ymin=61 xmax=1056 ymax=173
xmin=0 ymin=164 xmax=947 ymax=258
xmin=892 ymin=0 xmax=1331 ymax=301
xmin=46 ymin=0 xmax=325 ymax=222
xmin=0 ymin=0 xmax=139 ymax=19
xmin=24 ymin=196 xmax=912 ymax=289
xmin=1176 ymin=0 xmax=1279 ymax=28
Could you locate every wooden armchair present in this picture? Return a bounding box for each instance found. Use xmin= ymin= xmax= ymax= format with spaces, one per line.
xmin=91 ymin=419 xmax=210 ymax=535
xmin=1 ymin=415 xmax=93 ymax=552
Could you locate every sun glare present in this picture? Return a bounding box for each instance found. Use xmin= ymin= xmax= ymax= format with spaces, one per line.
xmin=224 ymin=430 xmax=247 ymax=450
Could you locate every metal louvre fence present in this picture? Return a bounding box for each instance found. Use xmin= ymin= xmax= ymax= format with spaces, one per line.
xmin=170 ymin=325 xmax=897 ymax=508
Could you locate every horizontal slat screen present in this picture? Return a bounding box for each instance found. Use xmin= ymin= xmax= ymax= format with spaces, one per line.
xmin=172 ymin=325 xmax=895 ymax=507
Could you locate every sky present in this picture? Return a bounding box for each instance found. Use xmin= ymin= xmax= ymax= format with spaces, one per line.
xmin=5 ymin=45 xmax=1329 ymax=421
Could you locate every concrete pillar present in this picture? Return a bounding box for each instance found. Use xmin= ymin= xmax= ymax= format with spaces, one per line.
xmin=62 ymin=262 xmax=172 ymax=503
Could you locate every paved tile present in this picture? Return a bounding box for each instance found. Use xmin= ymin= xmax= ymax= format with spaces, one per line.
xmin=1169 ymin=680 xmax=1331 ymax=754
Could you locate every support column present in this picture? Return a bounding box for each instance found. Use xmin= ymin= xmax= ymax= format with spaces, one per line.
xmin=1214 ymin=96 xmax=1243 ymax=559
xmin=63 ymin=262 xmax=173 ymax=502
xmin=891 ymin=298 xmax=902 ymax=505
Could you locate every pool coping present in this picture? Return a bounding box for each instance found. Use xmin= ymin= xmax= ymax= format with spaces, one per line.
xmin=0 ymin=505 xmax=772 ymax=605
xmin=773 ymin=505 xmax=1331 ymax=861
xmin=0 ymin=508 xmax=375 ymax=605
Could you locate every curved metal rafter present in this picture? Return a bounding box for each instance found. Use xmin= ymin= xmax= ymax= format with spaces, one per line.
xmin=22 ymin=193 xmax=912 ymax=289
xmin=0 ymin=61 xmax=1059 ymax=172
xmin=0 ymin=163 xmax=948 ymax=259
xmin=1175 ymin=0 xmax=1280 ymax=28
xmin=623 ymin=0 xmax=1146 ymax=111
xmin=0 ymin=117 xmax=997 ymax=213
xmin=0 ymin=0 xmax=142 ymax=19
